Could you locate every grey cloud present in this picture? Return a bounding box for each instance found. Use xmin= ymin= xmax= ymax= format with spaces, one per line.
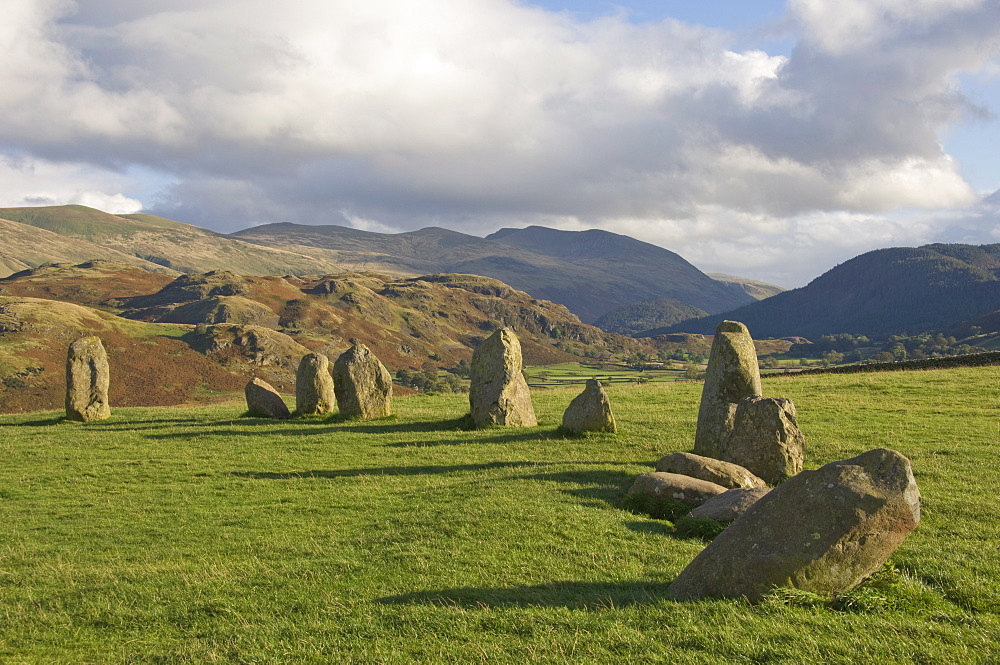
xmin=1 ymin=0 xmax=999 ymax=287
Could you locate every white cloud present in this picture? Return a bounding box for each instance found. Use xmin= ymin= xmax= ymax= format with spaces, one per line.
xmin=0 ymin=155 xmax=143 ymax=214
xmin=0 ymin=0 xmax=998 ymax=286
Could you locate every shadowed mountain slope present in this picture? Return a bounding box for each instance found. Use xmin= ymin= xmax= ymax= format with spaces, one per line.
xmin=235 ymin=223 xmax=755 ymax=323
xmin=653 ymin=244 xmax=1000 ymax=339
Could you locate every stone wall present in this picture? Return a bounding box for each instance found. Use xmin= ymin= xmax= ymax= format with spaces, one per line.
xmin=770 ymin=351 xmax=1000 ymax=378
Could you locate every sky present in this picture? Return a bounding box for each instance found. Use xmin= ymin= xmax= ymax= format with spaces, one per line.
xmin=1 ymin=0 xmax=999 ymax=287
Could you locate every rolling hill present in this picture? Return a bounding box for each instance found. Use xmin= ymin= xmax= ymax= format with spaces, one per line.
xmin=0 ymin=205 xmax=344 ymax=276
xmin=0 ymin=217 xmax=177 ymax=277
xmin=1 ymin=206 xmax=762 ymax=328
xmin=652 ymin=243 xmax=1000 ymax=339
xmin=234 ymin=223 xmax=757 ymax=323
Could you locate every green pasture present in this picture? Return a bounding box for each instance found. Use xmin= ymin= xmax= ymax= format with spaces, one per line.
xmin=525 ymin=361 xmax=691 ymax=387
xmin=0 ymin=368 xmax=997 ymax=663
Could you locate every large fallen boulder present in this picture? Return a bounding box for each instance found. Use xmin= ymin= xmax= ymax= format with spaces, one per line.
xmin=720 ymin=396 xmax=805 ymax=485
xmin=626 ymin=472 xmax=727 ymax=507
xmin=687 ymin=487 xmax=771 ymax=523
xmin=694 ymin=320 xmax=761 ymax=458
xmin=667 ymin=448 xmax=921 ymax=603
xmin=655 ymin=452 xmax=766 ymax=489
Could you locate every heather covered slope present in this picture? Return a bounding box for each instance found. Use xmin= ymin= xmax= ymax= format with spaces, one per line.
xmin=656 ymin=244 xmax=1000 ymax=339
xmin=0 ymin=263 xmax=652 ymax=413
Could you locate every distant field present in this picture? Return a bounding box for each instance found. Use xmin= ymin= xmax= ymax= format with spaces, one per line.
xmin=525 ymin=361 xmax=692 ymax=387
xmin=0 ymin=368 xmax=997 ymax=663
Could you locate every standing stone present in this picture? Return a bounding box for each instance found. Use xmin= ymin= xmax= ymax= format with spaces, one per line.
xmin=562 ymin=379 xmax=616 ymax=434
xmin=469 ymin=328 xmax=536 ymax=427
xmin=65 ymin=336 xmax=111 ymax=422
xmin=245 ymin=377 xmax=291 ymax=419
xmin=295 ymin=353 xmax=335 ymax=415
xmin=667 ymin=448 xmax=920 ymax=603
xmin=332 ymin=343 xmax=393 ymax=419
xmin=720 ymin=396 xmax=805 ymax=485
xmin=694 ymin=320 xmax=761 ymax=459
xmin=655 ymin=452 xmax=767 ymax=489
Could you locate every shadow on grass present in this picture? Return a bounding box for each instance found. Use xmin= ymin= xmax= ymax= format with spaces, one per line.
xmin=0 ymin=416 xmax=67 ymax=427
xmin=516 ymin=467 xmax=637 ymax=508
xmin=385 ymin=427 xmax=564 ymax=447
xmin=231 ymin=460 xmax=554 ymax=480
xmin=143 ymin=414 xmax=481 ymax=440
xmin=376 ymin=579 xmax=676 ymax=610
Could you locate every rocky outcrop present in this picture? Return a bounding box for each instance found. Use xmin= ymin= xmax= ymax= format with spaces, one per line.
xmin=244 ymin=377 xmax=290 ymax=419
xmin=333 ymin=343 xmax=393 ymax=419
xmin=626 ymin=472 xmax=727 ymax=507
xmin=694 ymin=320 xmax=761 ymax=458
xmin=469 ymin=328 xmax=537 ymax=427
xmin=668 ymin=448 xmax=921 ymax=602
xmin=65 ymin=336 xmax=111 ymax=422
xmin=720 ymin=396 xmax=805 ymax=485
xmin=562 ymin=379 xmax=616 ymax=434
xmin=655 ymin=452 xmax=766 ymax=489
xmin=295 ymin=353 xmax=335 ymax=415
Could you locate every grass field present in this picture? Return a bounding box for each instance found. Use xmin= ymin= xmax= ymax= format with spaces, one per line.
xmin=0 ymin=368 xmax=997 ymax=663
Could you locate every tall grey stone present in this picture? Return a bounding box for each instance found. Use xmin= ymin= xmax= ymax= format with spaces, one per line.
xmin=65 ymin=336 xmax=111 ymax=422
xmin=720 ymin=396 xmax=805 ymax=485
xmin=469 ymin=328 xmax=536 ymax=427
xmin=562 ymin=379 xmax=616 ymax=434
xmin=667 ymin=448 xmax=920 ymax=603
xmin=694 ymin=320 xmax=761 ymax=458
xmin=333 ymin=343 xmax=393 ymax=419
xmin=245 ymin=377 xmax=290 ymax=419
xmin=295 ymin=353 xmax=335 ymax=415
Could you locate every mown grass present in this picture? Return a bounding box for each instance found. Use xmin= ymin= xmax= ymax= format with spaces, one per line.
xmin=0 ymin=368 xmax=997 ymax=663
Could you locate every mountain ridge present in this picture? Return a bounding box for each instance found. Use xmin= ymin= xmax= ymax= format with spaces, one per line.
xmin=651 ymin=244 xmax=1000 ymax=339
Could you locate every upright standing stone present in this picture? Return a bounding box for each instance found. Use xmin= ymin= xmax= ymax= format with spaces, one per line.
xmin=296 ymin=353 xmax=335 ymax=415
xmin=667 ymin=448 xmax=921 ymax=603
xmin=720 ymin=396 xmax=805 ymax=485
xmin=562 ymin=379 xmax=616 ymax=434
xmin=245 ymin=377 xmax=291 ymax=419
xmin=65 ymin=336 xmax=111 ymax=422
xmin=469 ymin=328 xmax=536 ymax=427
xmin=694 ymin=320 xmax=761 ymax=458
xmin=332 ymin=343 xmax=393 ymax=419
